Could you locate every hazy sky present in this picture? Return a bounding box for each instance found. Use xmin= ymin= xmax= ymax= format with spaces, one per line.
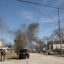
xmin=0 ymin=0 xmax=64 ymax=44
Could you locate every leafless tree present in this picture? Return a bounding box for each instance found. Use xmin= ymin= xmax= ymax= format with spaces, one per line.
xmin=14 ymin=23 xmax=39 ymax=52
xmin=43 ymin=28 xmax=64 ymax=44
xmin=14 ymin=30 xmax=27 ymax=52
xmin=50 ymin=28 xmax=64 ymax=41
xmin=27 ymin=23 xmax=39 ymax=40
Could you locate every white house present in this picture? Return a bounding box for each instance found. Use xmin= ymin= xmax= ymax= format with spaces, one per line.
xmin=0 ymin=40 xmax=3 ymax=48
xmin=0 ymin=40 xmax=10 ymax=53
xmin=47 ymin=40 xmax=64 ymax=50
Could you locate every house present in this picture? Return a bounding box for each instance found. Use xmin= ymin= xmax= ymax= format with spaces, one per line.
xmin=47 ymin=40 xmax=64 ymax=50
xmin=0 ymin=40 xmax=3 ymax=47
xmin=0 ymin=40 xmax=15 ymax=53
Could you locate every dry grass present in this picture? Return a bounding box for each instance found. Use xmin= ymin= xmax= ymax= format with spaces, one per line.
xmin=0 ymin=53 xmax=18 ymax=60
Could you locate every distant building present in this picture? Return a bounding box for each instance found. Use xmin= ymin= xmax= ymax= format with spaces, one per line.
xmin=0 ymin=40 xmax=15 ymax=53
xmin=47 ymin=40 xmax=64 ymax=50
xmin=0 ymin=40 xmax=4 ymax=48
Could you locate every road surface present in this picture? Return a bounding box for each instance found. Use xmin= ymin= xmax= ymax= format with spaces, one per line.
xmin=0 ymin=53 xmax=64 ymax=64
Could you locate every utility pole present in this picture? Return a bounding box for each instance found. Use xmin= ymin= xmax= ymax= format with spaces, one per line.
xmin=18 ymin=0 xmax=63 ymax=55
xmin=58 ymin=8 xmax=63 ymax=55
xmin=37 ymin=38 xmax=40 ymax=53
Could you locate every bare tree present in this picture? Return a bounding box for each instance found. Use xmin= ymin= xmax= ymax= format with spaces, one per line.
xmin=26 ymin=23 xmax=39 ymax=49
xmin=43 ymin=28 xmax=64 ymax=44
xmin=50 ymin=28 xmax=64 ymax=41
xmin=14 ymin=23 xmax=39 ymax=52
xmin=14 ymin=30 xmax=27 ymax=52
xmin=27 ymin=23 xmax=39 ymax=40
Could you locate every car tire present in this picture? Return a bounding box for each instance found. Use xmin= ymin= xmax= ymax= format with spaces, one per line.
xmin=27 ymin=55 xmax=29 ymax=58
xmin=48 ymin=53 xmax=50 ymax=55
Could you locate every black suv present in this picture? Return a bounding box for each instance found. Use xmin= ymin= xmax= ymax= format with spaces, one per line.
xmin=19 ymin=49 xmax=29 ymax=59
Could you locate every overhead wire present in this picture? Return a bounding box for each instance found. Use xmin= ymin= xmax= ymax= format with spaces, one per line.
xmin=18 ymin=0 xmax=61 ymax=9
xmin=17 ymin=0 xmax=57 ymax=24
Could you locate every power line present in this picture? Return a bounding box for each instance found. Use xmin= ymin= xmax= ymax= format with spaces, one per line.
xmin=18 ymin=0 xmax=63 ymax=55
xmin=17 ymin=0 xmax=57 ymax=24
xmin=18 ymin=0 xmax=61 ymax=9
xmin=24 ymin=3 xmax=54 ymax=18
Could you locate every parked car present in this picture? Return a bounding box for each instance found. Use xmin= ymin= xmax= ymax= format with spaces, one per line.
xmin=55 ymin=49 xmax=64 ymax=54
xmin=41 ymin=49 xmax=51 ymax=53
xmin=32 ymin=49 xmax=37 ymax=53
xmin=47 ymin=50 xmax=53 ymax=55
xmin=18 ymin=49 xmax=29 ymax=59
xmin=42 ymin=49 xmax=56 ymax=55
xmin=41 ymin=50 xmax=47 ymax=53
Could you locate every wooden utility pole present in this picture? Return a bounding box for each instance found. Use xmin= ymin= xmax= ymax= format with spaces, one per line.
xmin=58 ymin=8 xmax=63 ymax=55
xmin=18 ymin=0 xmax=63 ymax=55
xmin=37 ymin=39 xmax=40 ymax=53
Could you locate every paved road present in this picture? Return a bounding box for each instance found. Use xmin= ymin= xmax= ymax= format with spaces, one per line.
xmin=0 ymin=53 xmax=64 ymax=64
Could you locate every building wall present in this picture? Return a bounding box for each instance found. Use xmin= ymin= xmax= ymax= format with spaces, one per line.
xmin=53 ymin=44 xmax=64 ymax=49
xmin=0 ymin=40 xmax=3 ymax=47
